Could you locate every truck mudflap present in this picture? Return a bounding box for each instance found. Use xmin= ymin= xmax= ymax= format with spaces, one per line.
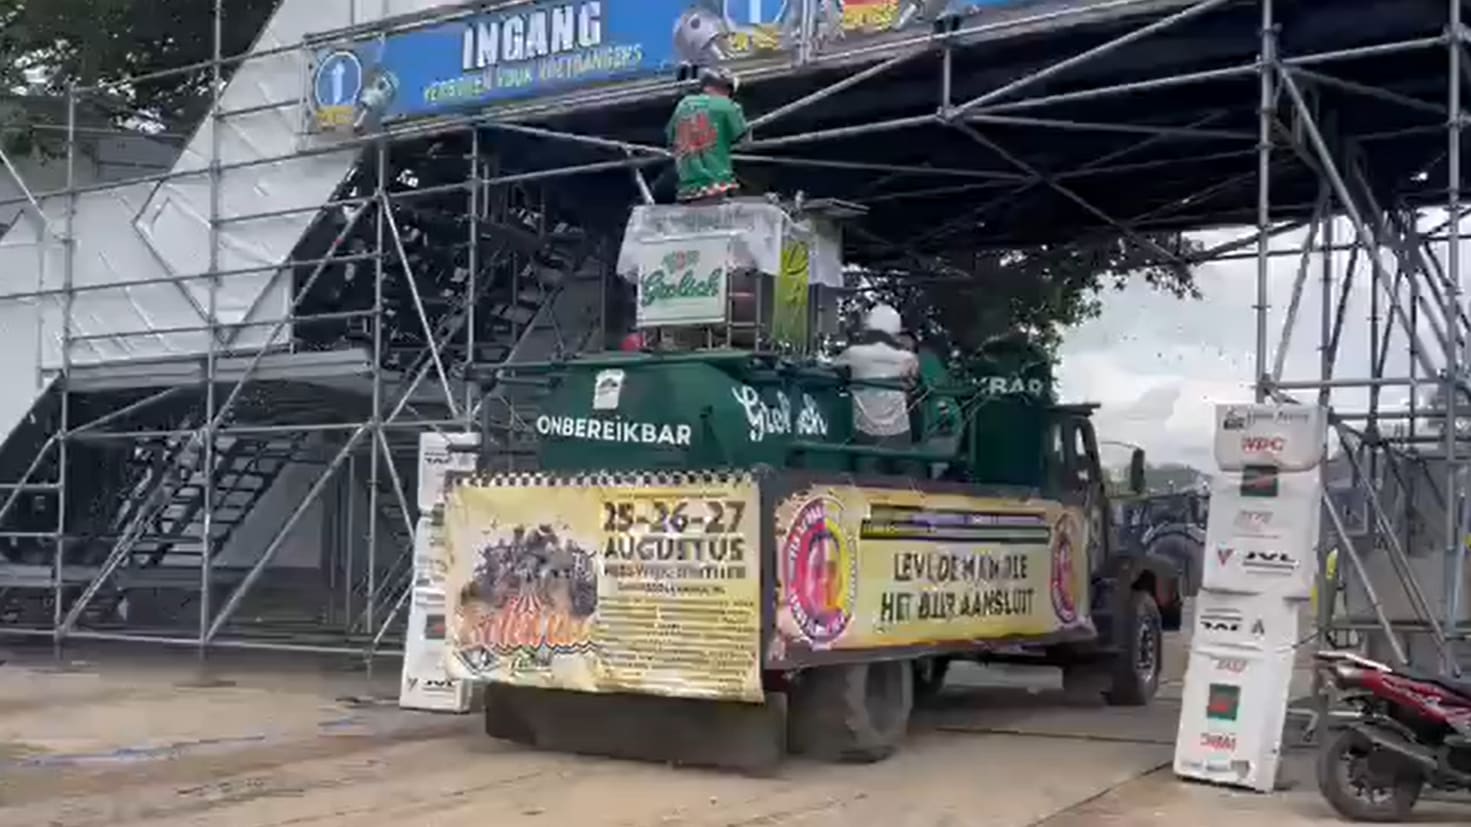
xmin=484 ymin=684 xmax=788 ymax=773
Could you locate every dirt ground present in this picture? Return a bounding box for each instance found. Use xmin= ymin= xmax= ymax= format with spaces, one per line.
xmin=0 ymin=636 xmax=1465 ymax=827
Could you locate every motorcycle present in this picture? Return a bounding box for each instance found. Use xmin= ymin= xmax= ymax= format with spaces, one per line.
xmin=1314 ymin=651 xmax=1471 ymax=822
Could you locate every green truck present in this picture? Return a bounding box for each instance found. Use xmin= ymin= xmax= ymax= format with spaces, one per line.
xmin=440 ymin=201 xmax=1186 ymax=768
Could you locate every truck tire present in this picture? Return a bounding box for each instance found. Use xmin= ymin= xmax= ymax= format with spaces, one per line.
xmin=789 ymin=660 xmax=913 ymax=763
xmin=1104 ymin=590 xmax=1162 ymax=706
xmin=912 ymin=656 xmax=951 ymax=705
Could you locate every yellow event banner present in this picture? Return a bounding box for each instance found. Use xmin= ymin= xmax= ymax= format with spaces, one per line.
xmin=770 ymin=485 xmax=1093 ymax=657
xmin=441 ymin=473 xmax=763 ymax=703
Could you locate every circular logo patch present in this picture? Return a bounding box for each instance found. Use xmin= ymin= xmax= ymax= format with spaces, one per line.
xmin=1050 ymin=514 xmax=1081 ymax=625
xmin=782 ymin=498 xmax=856 ymax=645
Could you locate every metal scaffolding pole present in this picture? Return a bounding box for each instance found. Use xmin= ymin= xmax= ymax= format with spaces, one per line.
xmin=52 ymin=83 xmax=79 ymax=658
xmin=1446 ymin=0 xmax=1467 ymax=641
xmin=198 ymin=0 xmax=225 ymax=661
xmin=1255 ymin=0 xmax=1276 ymax=402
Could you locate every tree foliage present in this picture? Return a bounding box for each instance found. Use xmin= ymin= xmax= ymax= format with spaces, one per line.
xmin=859 ymin=233 xmax=1201 ymax=361
xmin=0 ymin=0 xmax=278 ymax=144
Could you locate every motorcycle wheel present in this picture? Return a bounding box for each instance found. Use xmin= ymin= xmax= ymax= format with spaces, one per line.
xmin=1316 ymin=727 xmax=1424 ymax=822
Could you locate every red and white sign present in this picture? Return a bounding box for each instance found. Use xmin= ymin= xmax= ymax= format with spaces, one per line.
xmin=1203 ymin=470 xmax=1321 ymax=599
xmin=1174 ymin=640 xmax=1296 ymax=793
xmin=1213 ymin=404 xmax=1326 ymax=472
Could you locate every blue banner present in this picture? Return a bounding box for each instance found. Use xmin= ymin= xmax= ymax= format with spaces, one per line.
xmin=314 ymin=1 xmax=1045 ymax=129
xmin=336 ymin=0 xmax=802 ymax=127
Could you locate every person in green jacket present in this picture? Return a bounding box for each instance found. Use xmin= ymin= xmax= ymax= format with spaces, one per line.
xmin=667 ymin=67 xmax=748 ymax=202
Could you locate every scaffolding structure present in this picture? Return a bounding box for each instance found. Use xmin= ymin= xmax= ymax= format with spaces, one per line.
xmin=0 ymin=0 xmax=1463 ymax=678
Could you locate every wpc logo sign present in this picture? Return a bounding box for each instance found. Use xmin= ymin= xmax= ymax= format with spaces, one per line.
xmin=1241 ymin=435 xmax=1287 ymax=453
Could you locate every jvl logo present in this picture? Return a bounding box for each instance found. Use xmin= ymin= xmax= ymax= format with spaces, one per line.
xmin=1241 ymin=436 xmax=1286 ymax=452
xmin=1244 ymin=550 xmax=1298 ymax=571
xmin=1200 ymin=616 xmax=1242 ymax=633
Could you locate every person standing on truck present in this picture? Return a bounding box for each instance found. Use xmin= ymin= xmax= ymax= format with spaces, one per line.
xmin=915 ymin=338 xmax=962 ymax=478
xmin=834 ymin=304 xmax=919 ymax=463
xmin=667 ymin=66 xmax=748 ymax=203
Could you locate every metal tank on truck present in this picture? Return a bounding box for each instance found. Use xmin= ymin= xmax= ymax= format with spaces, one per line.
xmin=441 ymin=196 xmax=1187 ymax=770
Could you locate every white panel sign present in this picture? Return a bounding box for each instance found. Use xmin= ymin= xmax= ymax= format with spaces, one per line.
xmin=1202 ymin=538 xmax=1315 ymax=600
xmin=1174 ymin=642 xmax=1295 ymax=793
xmin=400 ymin=514 xmax=471 ymax=713
xmin=400 ymin=587 xmax=473 ymax=713
xmin=635 ymin=234 xmax=731 ymax=328
xmin=412 ymin=516 xmax=447 ymax=591
xmin=1177 ymin=401 xmax=1316 ymax=793
xmin=1190 ymin=589 xmax=1302 ymax=652
xmin=417 ymin=432 xmax=480 ymax=512
xmin=1203 ymin=417 xmax=1323 ymax=599
xmin=1213 ymin=404 xmax=1327 ymax=472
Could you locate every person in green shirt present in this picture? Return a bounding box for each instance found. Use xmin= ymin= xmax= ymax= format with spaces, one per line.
xmin=915 ymin=339 xmax=963 ymax=479
xmin=667 ymin=67 xmax=748 ymax=202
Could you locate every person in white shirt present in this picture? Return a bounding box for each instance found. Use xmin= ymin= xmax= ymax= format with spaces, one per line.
xmin=834 ymin=304 xmax=919 ymax=455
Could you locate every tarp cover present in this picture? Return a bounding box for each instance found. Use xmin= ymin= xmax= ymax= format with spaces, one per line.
xmin=616 ymin=199 xmax=843 ymax=288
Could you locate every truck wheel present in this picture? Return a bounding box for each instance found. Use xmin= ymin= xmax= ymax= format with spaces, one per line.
xmin=913 ymin=656 xmax=951 ymax=705
xmin=789 ymin=660 xmax=913 ymax=763
xmin=1104 ymin=590 xmax=1162 ymax=706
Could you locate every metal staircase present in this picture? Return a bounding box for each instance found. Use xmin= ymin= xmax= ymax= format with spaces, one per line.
xmin=362 ymin=208 xmax=607 ymax=640
xmin=56 ymin=402 xmax=319 ymax=631
xmin=0 ymin=123 xmax=617 ymax=644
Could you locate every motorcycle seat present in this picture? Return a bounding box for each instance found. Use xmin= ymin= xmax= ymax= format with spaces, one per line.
xmin=1433 ymin=676 xmax=1471 ymax=697
xmin=1421 ymin=672 xmax=1471 ymax=698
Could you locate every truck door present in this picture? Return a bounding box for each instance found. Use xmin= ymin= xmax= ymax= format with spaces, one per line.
xmin=1063 ymin=417 xmax=1110 ymax=573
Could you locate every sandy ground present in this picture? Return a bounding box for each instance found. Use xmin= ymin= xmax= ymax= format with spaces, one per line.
xmin=0 ymin=636 xmax=1464 ymax=827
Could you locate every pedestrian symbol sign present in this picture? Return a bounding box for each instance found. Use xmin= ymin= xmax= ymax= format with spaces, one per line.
xmin=312 ymin=50 xmax=362 ymax=132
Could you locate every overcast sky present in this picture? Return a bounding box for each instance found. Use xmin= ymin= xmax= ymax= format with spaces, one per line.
xmin=1056 ymin=221 xmax=1442 ymax=471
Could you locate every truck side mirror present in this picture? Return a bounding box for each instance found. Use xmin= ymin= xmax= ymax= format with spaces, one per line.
xmin=1128 ymin=448 xmax=1147 ymax=494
